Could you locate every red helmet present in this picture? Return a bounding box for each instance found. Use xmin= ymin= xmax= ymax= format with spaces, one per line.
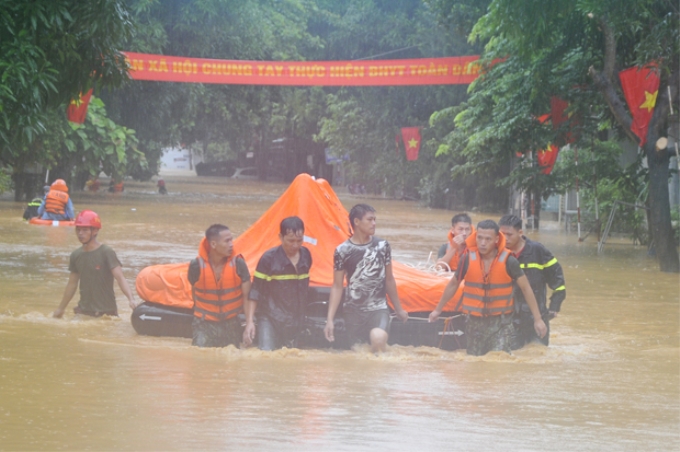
xmin=75 ymin=210 xmax=102 ymax=229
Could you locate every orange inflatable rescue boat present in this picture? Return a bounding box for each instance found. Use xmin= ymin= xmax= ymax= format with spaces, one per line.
xmin=133 ymin=174 xmax=465 ymax=349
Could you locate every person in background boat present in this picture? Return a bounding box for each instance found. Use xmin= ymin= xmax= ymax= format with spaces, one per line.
xmin=435 ymin=213 xmax=473 ymax=272
xmin=38 ymin=179 xmax=75 ymax=221
xmin=52 ymin=210 xmax=138 ymax=318
xmin=243 ymin=216 xmax=312 ymax=350
xmin=428 ymin=219 xmax=547 ymax=356
xmin=324 ymin=204 xmax=409 ymax=353
xmin=85 ymin=178 xmax=100 ymax=192
xmin=157 ymin=178 xmax=167 ymax=195
xmin=23 ymin=191 xmax=46 ymax=220
xmin=498 ymin=214 xmax=566 ymax=349
xmin=188 ymin=224 xmax=251 ymax=348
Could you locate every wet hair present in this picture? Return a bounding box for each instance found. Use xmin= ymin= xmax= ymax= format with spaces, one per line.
xmin=205 ymin=224 xmax=230 ymax=242
xmin=451 ymin=213 xmax=472 ymax=226
xmin=349 ymin=203 xmax=375 ymax=227
xmin=476 ymin=219 xmax=499 ymax=234
xmin=499 ymin=214 xmax=523 ymax=231
xmin=280 ymin=216 xmax=304 ymax=236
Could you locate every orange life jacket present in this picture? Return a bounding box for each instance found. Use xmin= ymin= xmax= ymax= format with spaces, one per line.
xmin=192 ymin=237 xmax=244 ymax=322
xmin=446 ymin=225 xmax=475 ymax=271
xmin=460 ymin=231 xmax=514 ymax=317
xmin=44 ymin=190 xmax=70 ymax=215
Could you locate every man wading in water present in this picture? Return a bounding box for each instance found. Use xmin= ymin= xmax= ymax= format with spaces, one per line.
xmin=52 ymin=210 xmax=137 ymax=318
xmin=188 ymin=224 xmax=251 ymax=348
xmin=243 ymin=216 xmax=312 ymax=350
xmin=498 ymin=214 xmax=566 ymax=349
xmin=324 ymin=204 xmax=408 ymax=353
xmin=429 ymin=219 xmax=547 ymax=356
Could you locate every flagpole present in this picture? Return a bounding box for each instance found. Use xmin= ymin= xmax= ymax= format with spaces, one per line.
xmin=575 ymin=146 xmax=582 ymax=241
xmin=669 ymin=86 xmax=680 ymax=171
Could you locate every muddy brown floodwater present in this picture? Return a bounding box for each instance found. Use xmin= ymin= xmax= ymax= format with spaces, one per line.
xmin=0 ymin=172 xmax=678 ymax=451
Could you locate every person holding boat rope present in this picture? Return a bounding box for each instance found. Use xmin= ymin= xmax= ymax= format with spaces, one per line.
xmin=243 ymin=216 xmax=312 ymax=350
xmin=435 ymin=213 xmax=473 ymax=272
xmin=188 ymin=224 xmax=251 ymax=348
xmin=324 ymin=203 xmax=409 ymax=353
xmin=429 ymin=219 xmax=547 ymax=356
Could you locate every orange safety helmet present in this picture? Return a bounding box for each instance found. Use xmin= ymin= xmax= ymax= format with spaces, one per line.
xmin=75 ymin=210 xmax=102 ymax=229
xmin=50 ymin=179 xmax=69 ymax=192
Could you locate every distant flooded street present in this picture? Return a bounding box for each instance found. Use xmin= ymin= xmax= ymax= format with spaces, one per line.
xmin=0 ymin=172 xmax=678 ymax=451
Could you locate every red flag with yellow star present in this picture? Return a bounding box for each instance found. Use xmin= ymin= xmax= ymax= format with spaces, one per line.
xmin=400 ymin=127 xmax=421 ymax=161
xmin=66 ymin=89 xmax=93 ymax=124
xmin=537 ymin=144 xmax=559 ymax=174
xmin=619 ymin=65 xmax=660 ymax=147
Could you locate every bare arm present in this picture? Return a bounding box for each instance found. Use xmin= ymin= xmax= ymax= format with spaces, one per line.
xmin=324 ymin=270 xmax=345 ymax=342
xmin=516 ymin=275 xmax=547 ymax=338
xmin=385 ymin=263 xmax=408 ymax=322
xmin=436 ymin=244 xmax=456 ymax=270
xmin=243 ymin=297 xmax=257 ymax=346
xmin=111 ymin=266 xmax=138 ymax=310
xmin=53 ymin=273 xmax=80 ymax=318
xmin=429 ymin=273 xmax=460 ymax=322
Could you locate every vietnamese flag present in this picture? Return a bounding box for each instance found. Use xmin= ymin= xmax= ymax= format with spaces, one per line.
xmin=401 ymin=127 xmax=421 ymax=161
xmin=66 ymin=89 xmax=93 ymax=124
xmin=537 ymin=144 xmax=559 ymax=174
xmin=619 ymin=65 xmax=660 ymax=147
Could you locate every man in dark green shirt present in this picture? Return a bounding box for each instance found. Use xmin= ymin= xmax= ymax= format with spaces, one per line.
xmin=52 ymin=210 xmax=137 ymax=318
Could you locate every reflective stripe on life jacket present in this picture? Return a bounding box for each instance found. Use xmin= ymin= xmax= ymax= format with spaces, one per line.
xmin=45 ymin=190 xmax=69 ymax=215
xmin=192 ymin=255 xmax=243 ymax=322
xmin=461 ymin=249 xmax=514 ymax=317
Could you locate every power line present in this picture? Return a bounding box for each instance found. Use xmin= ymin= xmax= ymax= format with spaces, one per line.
xmin=352 ymin=44 xmax=421 ymax=61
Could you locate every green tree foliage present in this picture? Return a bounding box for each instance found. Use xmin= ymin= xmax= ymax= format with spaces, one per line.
xmin=315 ymin=0 xmax=475 ymax=203
xmin=429 ymin=0 xmax=679 ymax=271
xmin=102 ymin=0 xmax=321 ymax=167
xmin=0 ymin=0 xmax=133 ymax=198
xmin=19 ymin=97 xmax=146 ymax=191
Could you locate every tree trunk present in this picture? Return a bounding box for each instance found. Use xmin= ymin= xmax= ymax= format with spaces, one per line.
xmin=646 ymin=143 xmax=680 ymax=272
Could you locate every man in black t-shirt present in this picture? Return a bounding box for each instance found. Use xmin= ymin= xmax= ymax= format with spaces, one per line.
xmin=52 ymin=210 xmax=138 ymax=318
xmin=324 ymin=204 xmax=408 ymax=352
xmin=499 ymin=214 xmax=566 ymax=348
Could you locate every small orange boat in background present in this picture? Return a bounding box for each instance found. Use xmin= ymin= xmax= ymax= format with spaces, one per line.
xmin=28 ymin=218 xmax=75 ymax=227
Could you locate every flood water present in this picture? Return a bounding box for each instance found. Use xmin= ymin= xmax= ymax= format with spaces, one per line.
xmin=0 ymin=172 xmax=678 ymax=451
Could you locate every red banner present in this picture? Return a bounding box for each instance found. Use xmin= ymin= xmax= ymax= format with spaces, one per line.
xmin=122 ymin=52 xmax=483 ymax=86
xmin=401 ymin=127 xmax=421 ymax=161
xmin=619 ymin=65 xmax=660 ymax=147
xmin=66 ymin=89 xmax=93 ymax=124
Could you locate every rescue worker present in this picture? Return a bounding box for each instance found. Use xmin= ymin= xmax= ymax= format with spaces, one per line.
xmin=428 ymin=219 xmax=547 ymax=356
xmin=243 ymin=216 xmax=312 ymax=350
xmin=435 ymin=213 xmax=473 ymax=272
xmin=52 ymin=210 xmax=138 ymax=318
xmin=324 ymin=204 xmax=409 ymax=353
xmin=188 ymin=224 xmax=251 ymax=348
xmin=498 ymin=214 xmax=566 ymax=349
xmin=38 ymin=179 xmax=75 ymax=221
xmin=23 ymin=197 xmax=43 ymax=220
